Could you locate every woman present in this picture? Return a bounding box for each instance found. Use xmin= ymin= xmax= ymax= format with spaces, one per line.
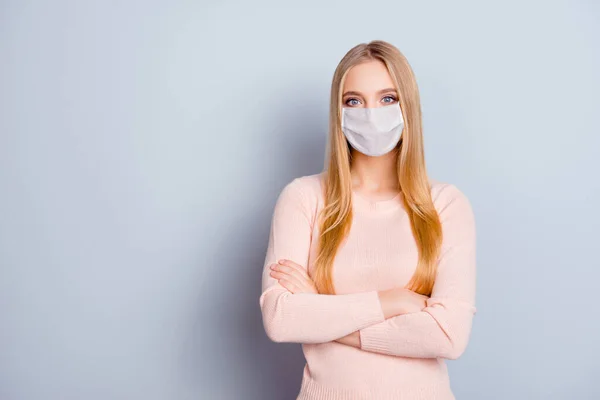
xmin=259 ymin=40 xmax=477 ymax=400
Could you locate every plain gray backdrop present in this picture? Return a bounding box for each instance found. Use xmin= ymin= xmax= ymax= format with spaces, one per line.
xmin=1 ymin=1 xmax=599 ymax=399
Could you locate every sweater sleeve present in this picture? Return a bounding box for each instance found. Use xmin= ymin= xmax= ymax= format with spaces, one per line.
xmin=358 ymin=184 xmax=477 ymax=360
xmin=259 ymin=178 xmax=386 ymax=344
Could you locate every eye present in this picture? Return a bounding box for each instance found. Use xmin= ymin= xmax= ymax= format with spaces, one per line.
xmin=382 ymin=95 xmax=398 ymax=104
xmin=345 ymin=98 xmax=361 ymax=106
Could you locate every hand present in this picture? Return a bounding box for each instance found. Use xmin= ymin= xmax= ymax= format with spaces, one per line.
xmin=401 ymin=288 xmax=429 ymax=313
xmin=335 ymin=331 xmax=361 ymax=348
xmin=378 ymin=287 xmax=429 ymax=318
xmin=269 ymin=259 xmax=319 ymax=294
xmin=335 ymin=288 xmax=428 ymax=350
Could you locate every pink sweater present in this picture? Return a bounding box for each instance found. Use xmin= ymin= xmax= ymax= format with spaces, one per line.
xmin=259 ymin=172 xmax=477 ymax=400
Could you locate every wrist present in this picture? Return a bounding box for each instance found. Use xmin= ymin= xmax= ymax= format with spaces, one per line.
xmin=377 ymin=289 xmax=401 ymax=318
xmin=377 ymin=288 xmax=423 ymax=318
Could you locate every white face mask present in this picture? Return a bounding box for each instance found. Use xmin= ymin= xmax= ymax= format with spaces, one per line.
xmin=341 ymin=103 xmax=404 ymax=157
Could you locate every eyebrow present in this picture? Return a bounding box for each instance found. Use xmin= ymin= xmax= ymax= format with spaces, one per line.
xmin=342 ymin=87 xmax=397 ymax=97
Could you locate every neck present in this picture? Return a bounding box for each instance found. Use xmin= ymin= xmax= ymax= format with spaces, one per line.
xmin=350 ymin=148 xmax=400 ymax=192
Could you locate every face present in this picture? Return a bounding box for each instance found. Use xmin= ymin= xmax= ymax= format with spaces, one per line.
xmin=342 ymin=59 xmax=399 ymax=109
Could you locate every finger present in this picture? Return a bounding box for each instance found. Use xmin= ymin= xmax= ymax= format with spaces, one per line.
xmin=271 ymin=262 xmax=315 ymax=291
xmin=272 ymin=264 xmax=313 ymax=289
xmin=270 ymin=262 xmax=298 ymax=273
xmin=278 ymin=259 xmax=305 ymax=272
xmin=278 ymin=259 xmax=310 ymax=279
xmin=273 ymin=264 xmax=303 ymax=279
xmin=270 ymin=270 xmax=306 ymax=290
xmin=277 ymin=278 xmax=298 ymax=294
xmin=271 ymin=263 xmax=306 ymax=284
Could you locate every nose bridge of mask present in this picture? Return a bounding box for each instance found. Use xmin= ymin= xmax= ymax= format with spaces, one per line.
xmin=343 ymin=103 xmax=403 ymax=133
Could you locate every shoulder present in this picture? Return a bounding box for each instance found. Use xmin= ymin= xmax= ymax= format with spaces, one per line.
xmin=281 ymin=172 xmax=325 ymax=204
xmin=428 ymin=178 xmax=475 ymax=221
xmin=428 ymin=179 xmax=476 ymax=251
xmin=275 ymin=172 xmax=324 ymax=221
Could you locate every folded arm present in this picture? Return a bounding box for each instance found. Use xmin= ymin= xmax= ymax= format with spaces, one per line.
xmin=259 ymin=179 xmax=386 ymax=344
xmin=357 ymin=184 xmax=477 ymax=360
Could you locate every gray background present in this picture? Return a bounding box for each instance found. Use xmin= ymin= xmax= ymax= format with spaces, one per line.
xmin=1 ymin=1 xmax=599 ymax=399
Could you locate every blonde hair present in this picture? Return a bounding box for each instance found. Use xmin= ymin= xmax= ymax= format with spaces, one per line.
xmin=313 ymin=40 xmax=443 ymax=296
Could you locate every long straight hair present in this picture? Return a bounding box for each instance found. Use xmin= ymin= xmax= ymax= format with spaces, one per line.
xmin=313 ymin=40 xmax=443 ymax=296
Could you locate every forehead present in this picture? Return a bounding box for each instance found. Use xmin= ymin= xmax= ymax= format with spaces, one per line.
xmin=343 ymin=59 xmax=395 ymax=93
